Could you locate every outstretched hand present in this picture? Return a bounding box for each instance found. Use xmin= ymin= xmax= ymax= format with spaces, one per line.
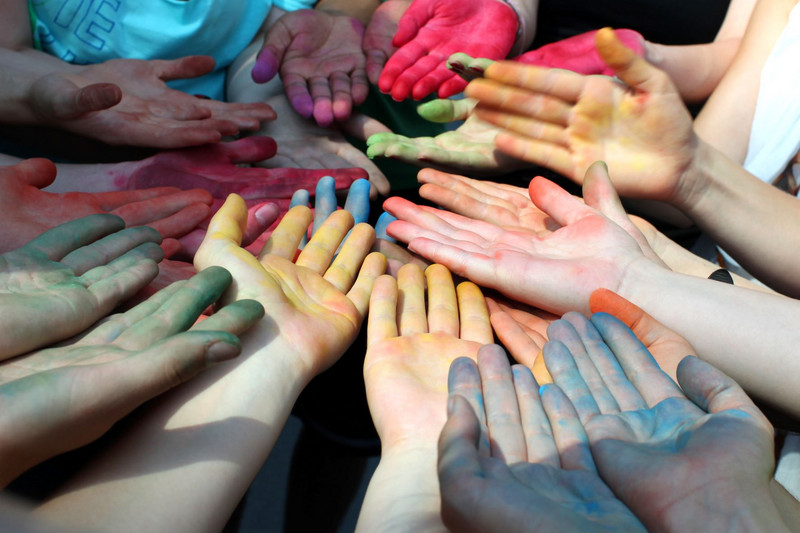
xmin=542 ymin=310 xmax=783 ymax=532
xmin=438 ymin=344 xmax=645 ymax=532
xmin=363 ymin=0 xmax=412 ymax=85
xmin=194 ymin=194 xmax=386 ymax=376
xmin=252 ymin=9 xmax=369 ymax=127
xmin=29 ymin=56 xmax=275 ymax=148
xmin=378 ymin=0 xmax=518 ymax=101
xmin=0 ymin=214 xmax=164 ymax=359
xmin=466 ymin=28 xmax=699 ymax=206
xmin=367 ymin=98 xmax=526 ymax=173
xmin=0 ymin=267 xmax=264 ymax=487
xmin=384 ymin=162 xmax=651 ymax=314
xmin=1 ymin=158 xmax=213 ymax=252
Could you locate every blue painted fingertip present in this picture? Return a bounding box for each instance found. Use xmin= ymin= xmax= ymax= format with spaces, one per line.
xmin=375 ymin=212 xmax=397 ymax=242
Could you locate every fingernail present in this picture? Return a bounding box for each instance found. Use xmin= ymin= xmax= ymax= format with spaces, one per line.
xmin=206 ymin=340 xmax=241 ymax=364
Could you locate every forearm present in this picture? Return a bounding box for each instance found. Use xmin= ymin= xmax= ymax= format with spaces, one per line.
xmin=677 ymin=141 xmax=800 ymax=296
xmin=357 ymin=446 xmax=446 ymax=533
xmin=618 ymin=260 xmax=800 ymax=417
xmin=644 ymin=39 xmax=740 ymax=103
xmin=500 ymin=0 xmax=538 ymax=55
xmin=34 ymin=328 xmax=313 ymax=533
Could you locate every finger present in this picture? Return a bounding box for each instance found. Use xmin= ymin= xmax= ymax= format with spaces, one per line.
xmin=397 ymin=263 xmax=428 ymax=335
xmin=479 ymin=60 xmax=586 ymax=101
xmin=313 ymin=176 xmax=339 ymax=235
xmin=283 ymin=72 xmax=314 ymax=119
xmin=425 ymin=264 xmax=459 ymax=336
xmin=595 ymin=27 xmax=667 ymax=93
xmin=109 ymin=188 xmax=212 ymax=221
xmin=310 ymin=76 xmax=335 ymax=127
xmin=560 ymin=312 xmax=645 ymax=412
xmin=511 ymin=364 xmax=559 ymax=465
xmin=393 ymin=53 xmax=441 ymax=101
xmin=330 ymin=71 xmax=354 ymax=122
xmin=438 ymin=394 xmax=487 ymax=510
xmin=487 ymin=299 xmax=545 ymax=369
xmin=413 ymin=64 xmax=459 ymax=101
xmin=477 ymin=344 xmax=527 ymax=464
xmin=447 ymin=358 xmax=490 ymax=454
xmin=528 ymin=176 xmax=596 ymax=227
xmin=23 ymin=214 xmax=126 ymax=262
xmin=375 ymin=212 xmax=397 ymax=241
xmin=203 ymin=194 xmax=249 ymax=249
xmin=473 ymin=105 xmax=568 ymax=144
xmin=241 ymin=202 xmax=281 ymax=247
xmin=676 ymin=356 xmax=773 ymax=431
xmin=590 ymin=312 xmax=686 ymax=407
xmin=191 ymin=299 xmax=265 ymax=336
xmin=540 ymin=384 xmax=597 ymax=472
xmin=457 ymin=282 xmax=492 ymax=344
xmin=296 ymin=210 xmax=353 ymax=273
xmin=85 ymin=258 xmax=160 ymax=318
xmin=324 ymin=223 xmax=376 ymax=292
xmin=542 ymin=337 xmax=600 ymax=423
xmin=62 ymin=226 xmax=163 ymax=276
xmin=60 ymin=82 xmax=122 ymax=118
xmin=367 ymin=274 xmax=399 ymax=345
xmin=259 ymin=205 xmax=313 ymax=260
xmin=155 ymin=55 xmax=216 ymax=81
xmin=290 ymin=188 xmax=311 ymax=209
xmin=350 ymin=67 xmax=370 ymax=107
xmin=380 ymin=42 xmax=428 ymax=98
xmin=9 ymin=158 xmax=58 ymax=189
xmin=436 ymin=75 xmax=468 ymax=99
xmin=346 ymin=251 xmax=386 ymax=316
xmin=112 ymin=266 xmax=233 ymax=350
xmin=344 ymin=179 xmax=371 ymax=225
xmin=252 ymin=25 xmax=289 ymax=83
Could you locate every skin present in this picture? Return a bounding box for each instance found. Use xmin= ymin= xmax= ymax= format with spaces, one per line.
xmin=378 ymin=0 xmax=518 ymax=101
xmin=438 ymin=345 xmax=645 ymax=532
xmin=543 ymin=311 xmax=795 ymax=532
xmin=367 ymin=98 xmax=527 ymax=174
xmin=0 ymin=158 xmax=214 ymax=252
xmin=2 ymin=47 xmax=275 ymax=148
xmin=0 ymin=214 xmax=165 ymax=359
xmin=252 ymin=9 xmax=369 ymax=127
xmin=36 ymin=196 xmax=386 ymax=532
xmin=358 ymin=264 xmax=493 ymax=532
xmin=467 ymin=28 xmax=800 ymax=295
xmin=363 ymin=0 xmax=411 ymax=85
xmin=0 ymin=267 xmax=264 ymax=487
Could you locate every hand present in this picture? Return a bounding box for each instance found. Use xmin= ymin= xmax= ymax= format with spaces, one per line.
xmin=466 ymin=28 xmax=699 ymax=206
xmin=290 ymin=176 xmax=372 ymax=233
xmin=30 ymin=56 xmax=275 ymax=148
xmin=194 ymin=194 xmax=386 ymax=376
xmin=542 ymin=310 xmax=784 ymax=532
xmin=258 ymin=95 xmax=391 ymax=196
xmin=363 ymin=0 xmax=412 ymax=85
xmin=438 ymin=344 xmax=645 ymax=532
xmin=588 ymin=288 xmax=696 ymax=380
xmin=514 ymin=29 xmax=644 ymax=76
xmin=252 ymin=9 xmax=369 ymax=127
xmin=366 ymin=98 xmax=527 ymax=173
xmin=0 ymin=214 xmax=163 ymax=359
xmin=384 ymin=162 xmax=652 ymax=314
xmin=364 ymin=264 xmax=493 ymax=449
xmin=378 ymin=0 xmax=518 ymax=100
xmin=417 ymin=167 xmax=556 ymax=233
xmin=0 ymin=267 xmax=264 ymax=487
xmin=485 ymin=295 xmax=556 ymax=383
xmin=0 ymin=159 xmax=213 ymax=252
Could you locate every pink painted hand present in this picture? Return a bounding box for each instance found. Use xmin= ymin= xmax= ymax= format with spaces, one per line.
xmin=0 ymin=266 xmax=264 ymax=487
xmin=194 ymin=195 xmax=386 ymax=376
xmin=365 ymin=264 xmax=493 ymax=449
xmin=466 ymin=28 xmax=700 ymax=207
xmin=252 ymin=10 xmax=369 ymax=127
xmin=29 ymin=56 xmax=275 ymax=148
xmin=378 ymin=0 xmax=518 ymax=101
xmin=384 ymin=162 xmax=655 ymax=315
xmin=0 ymin=159 xmax=213 ymax=253
xmin=363 ymin=0 xmax=411 ymax=85
xmin=515 ymin=29 xmax=644 ymax=76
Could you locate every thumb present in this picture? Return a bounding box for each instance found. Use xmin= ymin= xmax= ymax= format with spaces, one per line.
xmin=10 ymin=158 xmax=59 ymax=189
xmin=31 ymin=75 xmax=121 ymax=120
xmin=252 ymin=20 xmax=292 ymax=83
xmin=595 ymin=27 xmax=664 ymax=92
xmin=392 ymin=0 xmax=426 ymax=47
xmin=417 ymin=97 xmax=476 ymax=123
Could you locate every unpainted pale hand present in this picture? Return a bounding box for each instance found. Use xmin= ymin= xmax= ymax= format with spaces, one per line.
xmin=0 ymin=266 xmax=264 ymax=487
xmin=29 ymin=56 xmax=275 ymax=148
xmin=363 ymin=0 xmax=412 ymax=85
xmin=438 ymin=344 xmax=645 ymax=532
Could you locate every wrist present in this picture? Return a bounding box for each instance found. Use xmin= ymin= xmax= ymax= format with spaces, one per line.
xmin=494 ymin=0 xmax=535 ymax=56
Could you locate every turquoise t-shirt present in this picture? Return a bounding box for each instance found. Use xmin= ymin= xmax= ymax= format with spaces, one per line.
xmin=28 ymin=0 xmax=313 ymax=100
